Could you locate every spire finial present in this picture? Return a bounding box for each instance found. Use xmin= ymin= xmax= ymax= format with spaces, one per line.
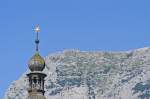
xmin=34 ymin=26 xmax=40 ymax=52
xmin=34 ymin=26 xmax=40 ymax=33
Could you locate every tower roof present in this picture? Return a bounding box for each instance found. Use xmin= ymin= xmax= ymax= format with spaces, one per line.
xmin=28 ymin=26 xmax=45 ymax=72
xmin=28 ymin=52 xmax=45 ymax=71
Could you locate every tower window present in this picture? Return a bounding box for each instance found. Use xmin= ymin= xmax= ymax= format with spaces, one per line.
xmin=33 ymin=77 xmax=37 ymax=83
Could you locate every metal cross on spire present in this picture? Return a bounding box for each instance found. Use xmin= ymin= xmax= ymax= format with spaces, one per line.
xmin=34 ymin=26 xmax=40 ymax=52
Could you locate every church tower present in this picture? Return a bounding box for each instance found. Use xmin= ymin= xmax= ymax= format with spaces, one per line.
xmin=27 ymin=26 xmax=47 ymax=99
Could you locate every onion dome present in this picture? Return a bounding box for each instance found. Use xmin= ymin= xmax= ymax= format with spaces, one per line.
xmin=28 ymin=26 xmax=45 ymax=71
xmin=28 ymin=52 xmax=45 ymax=71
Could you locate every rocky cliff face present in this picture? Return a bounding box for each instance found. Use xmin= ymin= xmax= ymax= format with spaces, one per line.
xmin=4 ymin=47 xmax=150 ymax=99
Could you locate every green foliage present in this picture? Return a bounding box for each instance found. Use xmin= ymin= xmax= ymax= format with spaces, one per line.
xmin=133 ymin=82 xmax=150 ymax=99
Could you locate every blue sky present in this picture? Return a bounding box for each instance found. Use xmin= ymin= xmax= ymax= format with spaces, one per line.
xmin=1 ymin=0 xmax=150 ymax=98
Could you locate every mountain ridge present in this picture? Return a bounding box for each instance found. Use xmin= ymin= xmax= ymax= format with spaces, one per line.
xmin=4 ymin=47 xmax=150 ymax=99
